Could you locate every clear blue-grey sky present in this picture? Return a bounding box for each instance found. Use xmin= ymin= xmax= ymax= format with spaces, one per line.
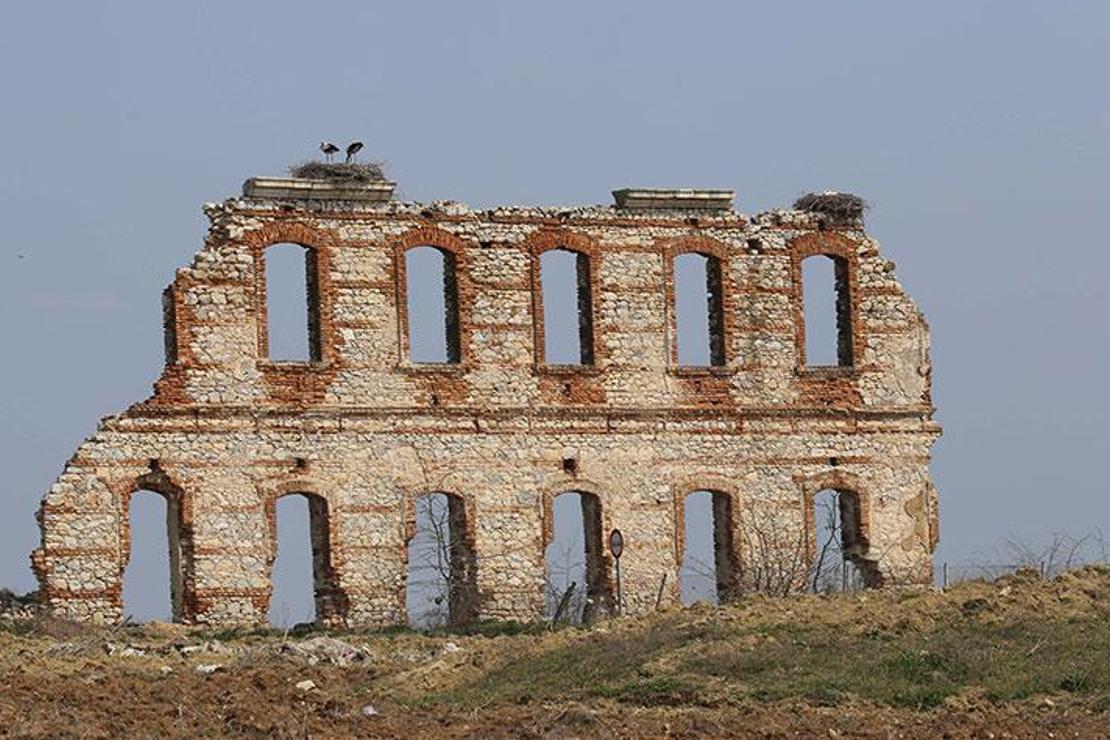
xmin=2 ymin=2 xmax=1108 ymax=616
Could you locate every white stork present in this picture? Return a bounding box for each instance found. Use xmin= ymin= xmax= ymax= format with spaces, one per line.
xmin=319 ymin=141 xmax=340 ymax=163
xmin=345 ymin=141 xmax=364 ymax=163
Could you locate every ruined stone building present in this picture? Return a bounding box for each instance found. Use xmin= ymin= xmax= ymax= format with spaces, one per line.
xmin=33 ymin=173 xmax=941 ymax=626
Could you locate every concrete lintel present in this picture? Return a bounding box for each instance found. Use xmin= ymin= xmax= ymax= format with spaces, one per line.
xmin=242 ymin=177 xmax=397 ymax=202
xmin=612 ymin=188 xmax=735 ymax=211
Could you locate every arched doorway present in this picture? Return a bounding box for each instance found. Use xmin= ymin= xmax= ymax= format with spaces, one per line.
xmin=679 ymin=490 xmax=738 ymax=605
xmin=267 ymin=492 xmax=341 ymax=626
xmin=405 ymin=492 xmax=477 ymax=629
xmin=809 ymin=488 xmax=876 ymax=591
xmin=544 ymin=490 xmax=611 ymax=623
xmin=121 ymin=488 xmax=186 ymax=622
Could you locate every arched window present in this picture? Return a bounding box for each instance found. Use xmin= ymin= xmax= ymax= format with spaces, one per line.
xmin=539 ymin=249 xmax=594 ymax=365
xmin=122 ymin=489 xmax=185 ymax=623
xmin=544 ymin=490 xmax=609 ymax=623
xmin=268 ymin=492 xmax=337 ymax=626
xmin=801 ymin=254 xmax=853 ymax=367
xmin=405 ymin=492 xmax=477 ymax=629
xmin=810 ymin=488 xmax=870 ymax=592
xmin=679 ymin=490 xmax=737 ymax=605
xmin=262 ymin=243 xmax=321 ymax=362
xmin=404 ymin=246 xmax=461 ymax=364
xmin=674 ymin=253 xmax=725 ymax=366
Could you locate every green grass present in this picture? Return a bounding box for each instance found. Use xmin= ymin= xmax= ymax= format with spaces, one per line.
xmin=597 ymin=676 xmax=704 ymax=706
xmin=425 ymin=616 xmax=709 ymax=707
xmin=417 ymin=615 xmax=1110 ymax=710
xmin=685 ymin=618 xmax=1109 ymax=709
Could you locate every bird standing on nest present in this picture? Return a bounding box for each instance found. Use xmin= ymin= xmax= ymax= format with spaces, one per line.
xmin=345 ymin=141 xmax=364 ymax=164
xmin=319 ymin=141 xmax=340 ymax=163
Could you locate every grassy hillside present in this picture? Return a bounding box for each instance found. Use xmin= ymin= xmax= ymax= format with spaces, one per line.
xmin=1 ymin=567 xmax=1106 ymax=737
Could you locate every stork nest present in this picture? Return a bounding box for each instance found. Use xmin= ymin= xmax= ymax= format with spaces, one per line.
xmin=793 ymin=192 xmax=867 ymax=222
xmin=288 ymin=161 xmax=388 ymax=184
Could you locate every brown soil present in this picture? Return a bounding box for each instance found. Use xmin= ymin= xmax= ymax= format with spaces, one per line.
xmin=1 ymin=567 xmax=1107 ymax=738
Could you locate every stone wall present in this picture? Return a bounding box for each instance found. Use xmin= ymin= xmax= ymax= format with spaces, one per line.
xmin=32 ymin=182 xmax=941 ymax=625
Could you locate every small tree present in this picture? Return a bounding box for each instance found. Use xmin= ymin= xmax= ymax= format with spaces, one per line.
xmin=407 ymin=493 xmax=478 ymax=629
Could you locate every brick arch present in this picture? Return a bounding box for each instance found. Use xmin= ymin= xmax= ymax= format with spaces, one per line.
xmin=240 ymin=220 xmax=341 ymax=252
xmin=789 ymin=231 xmax=860 ymax=262
xmin=669 ymin=474 xmax=740 ymax=559
xmin=392 ymin=226 xmax=473 ymax=366
xmin=661 ymin=236 xmax=735 ymax=368
xmin=526 ymin=229 xmax=603 ymax=368
xmin=261 ymin=479 xmax=346 ymax=625
xmin=394 ymin=225 xmax=471 ymax=256
xmin=795 ymin=469 xmax=881 ymax=587
xmin=244 ymin=221 xmax=341 ymax=365
xmin=663 ymin=235 xmax=732 ymax=262
xmin=114 ymin=465 xmax=196 ymax=623
xmin=539 ymin=476 xmax=610 ymax=547
xmin=260 ymin=480 xmax=339 ymax=554
xmin=789 ymin=232 xmax=862 ymax=370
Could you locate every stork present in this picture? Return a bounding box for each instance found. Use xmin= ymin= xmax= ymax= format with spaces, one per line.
xmin=345 ymin=141 xmax=364 ymax=163
xmin=319 ymin=141 xmax=340 ymax=163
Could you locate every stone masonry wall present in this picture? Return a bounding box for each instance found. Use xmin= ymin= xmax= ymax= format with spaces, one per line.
xmin=33 ymin=184 xmax=941 ymax=625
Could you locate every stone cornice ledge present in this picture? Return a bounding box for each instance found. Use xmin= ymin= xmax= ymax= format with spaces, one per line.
xmin=242 ymin=177 xmax=397 ymax=202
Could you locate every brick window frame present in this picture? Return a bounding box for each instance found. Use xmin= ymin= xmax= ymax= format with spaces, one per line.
xmin=261 ymin=480 xmax=347 ymax=626
xmin=113 ymin=466 xmax=196 ymax=623
xmin=789 ymin=232 xmax=862 ymax=374
xmin=526 ymin=230 xmax=603 ymax=372
xmin=540 ymin=478 xmax=615 ymax=620
xmin=246 ymin=222 xmax=339 ymax=366
xmin=663 ymin=236 xmax=735 ymax=374
xmin=393 ymin=226 xmax=472 ymax=371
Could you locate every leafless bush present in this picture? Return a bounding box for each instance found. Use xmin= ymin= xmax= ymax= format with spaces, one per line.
xmin=733 ymin=503 xmax=811 ymax=597
xmin=1001 ymin=530 xmax=1107 ymax=577
xmin=951 ymin=528 xmax=1108 ymax=585
xmin=544 ymin=540 xmax=587 ymax=624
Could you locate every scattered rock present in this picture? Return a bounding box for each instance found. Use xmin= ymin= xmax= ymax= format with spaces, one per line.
xmin=104 ymin=643 xmax=147 ymax=657
xmin=442 ymin=642 xmax=461 ymax=654
xmin=195 ymin=664 xmax=223 ymax=675
xmin=179 ymin=641 xmax=228 ymax=656
xmin=361 ymin=704 xmax=379 ymax=718
xmin=0 ymin=589 xmax=38 ymax=622
xmin=295 ymin=679 xmax=317 ymax=692
xmin=284 ymin=636 xmax=367 ymax=666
